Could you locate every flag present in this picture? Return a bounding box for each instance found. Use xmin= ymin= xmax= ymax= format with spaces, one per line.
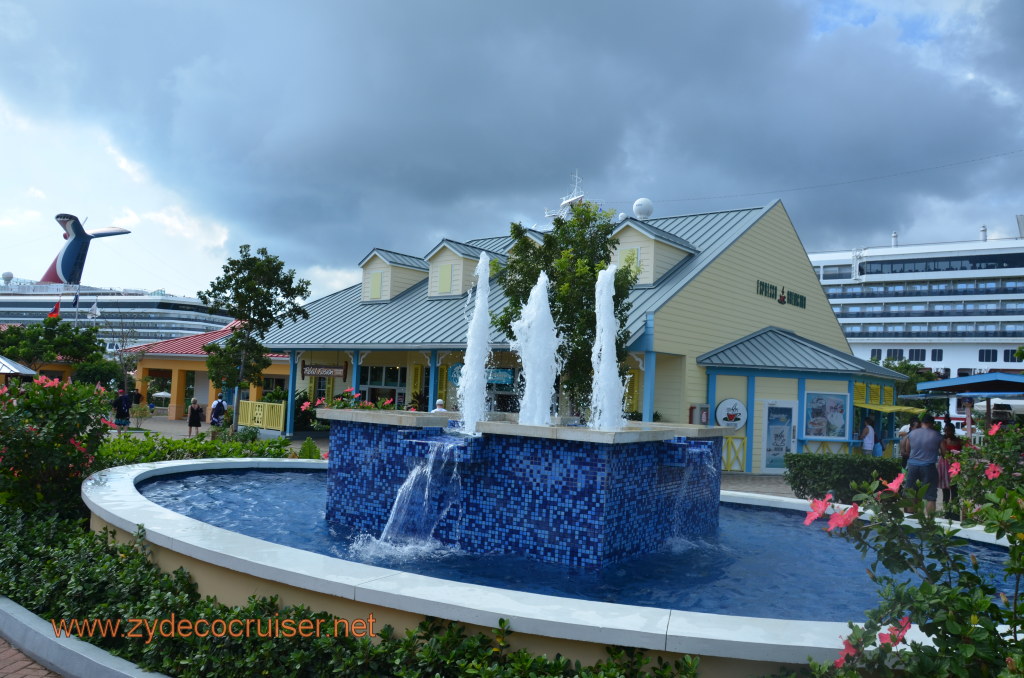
xmin=72 ymin=292 xmax=79 ymax=308
xmin=47 ymin=301 xmax=61 ymax=318
xmin=88 ymin=302 xmax=100 ymax=318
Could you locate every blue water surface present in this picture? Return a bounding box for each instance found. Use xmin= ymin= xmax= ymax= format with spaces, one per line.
xmin=137 ymin=469 xmax=1009 ymax=622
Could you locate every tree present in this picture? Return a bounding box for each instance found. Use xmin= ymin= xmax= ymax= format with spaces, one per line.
xmin=101 ymin=313 xmax=147 ymax=391
xmin=493 ymin=201 xmax=638 ymax=414
xmin=0 ymin=317 xmax=104 ymax=372
xmin=873 ymin=358 xmax=942 ymax=423
xmin=72 ymin=358 xmax=123 ymax=388
xmin=198 ymin=245 xmax=311 ymax=430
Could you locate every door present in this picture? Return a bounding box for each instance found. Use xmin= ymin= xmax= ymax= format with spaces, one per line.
xmin=762 ymin=400 xmax=798 ymax=474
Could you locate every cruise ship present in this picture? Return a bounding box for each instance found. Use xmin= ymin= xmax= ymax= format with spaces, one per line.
xmin=0 ymin=276 xmax=233 ymax=351
xmin=808 ymin=216 xmax=1024 ymax=419
xmin=0 ymin=212 xmax=231 ymax=351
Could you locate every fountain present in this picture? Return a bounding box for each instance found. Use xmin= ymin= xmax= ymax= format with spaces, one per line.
xmin=510 ymin=271 xmax=560 ymax=426
xmin=590 ymin=265 xmax=625 ymax=431
xmin=457 ymin=254 xmax=491 ymax=434
xmin=323 ymin=265 xmax=727 ymax=569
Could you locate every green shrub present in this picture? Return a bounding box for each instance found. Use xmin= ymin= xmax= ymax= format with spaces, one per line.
xmin=93 ymin=432 xmax=291 ymax=472
xmin=784 ymin=452 xmax=902 ymax=504
xmin=297 ymin=437 xmax=321 ymax=459
xmin=0 ymin=376 xmax=112 ymax=517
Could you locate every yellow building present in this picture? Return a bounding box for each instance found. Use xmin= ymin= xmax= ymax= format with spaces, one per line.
xmin=262 ymin=200 xmax=906 ymax=471
xmin=130 ymin=324 xmax=290 ymax=421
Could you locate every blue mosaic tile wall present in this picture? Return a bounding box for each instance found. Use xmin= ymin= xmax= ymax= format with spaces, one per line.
xmin=325 ymin=421 xmax=722 ymax=569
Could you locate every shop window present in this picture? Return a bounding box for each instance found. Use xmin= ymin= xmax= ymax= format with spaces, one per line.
xmin=979 ymin=349 xmax=997 ymax=363
xmin=931 ymin=349 xmax=943 ymax=361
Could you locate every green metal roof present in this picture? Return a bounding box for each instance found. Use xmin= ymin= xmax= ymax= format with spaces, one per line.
xmin=697 ymin=326 xmax=906 ymax=380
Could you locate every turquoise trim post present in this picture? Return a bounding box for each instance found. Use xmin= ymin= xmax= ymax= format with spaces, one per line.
xmin=428 ymin=350 xmax=438 ymax=405
xmin=797 ymin=377 xmax=806 ymax=454
xmin=745 ymin=375 xmax=755 ymax=472
xmin=352 ymin=351 xmax=361 ymax=392
xmin=848 ymin=380 xmax=857 ymax=454
xmin=642 ymin=314 xmax=656 ymax=422
xmin=643 ymin=351 xmax=657 ymax=422
xmin=707 ymin=373 xmax=717 ymax=418
xmin=285 ymin=350 xmax=297 ymax=438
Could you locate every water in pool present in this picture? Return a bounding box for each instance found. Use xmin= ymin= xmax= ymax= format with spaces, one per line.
xmin=137 ymin=469 xmax=1009 ymax=622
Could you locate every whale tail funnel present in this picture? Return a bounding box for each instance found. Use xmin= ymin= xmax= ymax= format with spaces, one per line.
xmin=39 ymin=213 xmax=130 ymax=285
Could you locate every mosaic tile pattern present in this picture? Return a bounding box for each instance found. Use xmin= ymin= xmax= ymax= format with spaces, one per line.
xmin=326 ymin=421 xmax=722 ymax=569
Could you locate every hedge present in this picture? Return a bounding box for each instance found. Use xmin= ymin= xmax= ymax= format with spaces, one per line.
xmin=783 ymin=452 xmax=903 ymax=504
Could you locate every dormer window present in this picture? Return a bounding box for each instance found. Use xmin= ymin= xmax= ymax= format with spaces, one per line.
xmin=358 ymin=249 xmax=428 ymax=302
xmin=611 ymin=220 xmax=697 ymax=285
xmin=437 ymin=263 xmax=454 ymax=295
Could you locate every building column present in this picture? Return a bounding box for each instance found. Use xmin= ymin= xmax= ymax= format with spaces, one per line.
xmin=136 ymin=366 xmax=149 ymax=404
xmin=642 ymin=351 xmax=657 ymax=422
xmin=168 ymin=368 xmax=187 ymax=420
xmin=352 ymin=350 xmax=361 ymax=391
xmin=286 ymin=350 xmax=297 ymax=438
xmin=428 ymin=350 xmax=438 ymax=405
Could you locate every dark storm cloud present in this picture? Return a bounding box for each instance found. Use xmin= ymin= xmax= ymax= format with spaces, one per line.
xmin=1 ymin=0 xmax=1021 ymax=275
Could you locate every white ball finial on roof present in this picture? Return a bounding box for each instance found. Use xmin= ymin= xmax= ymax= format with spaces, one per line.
xmin=617 ymin=212 xmax=627 ymax=222
xmin=1 ymin=272 xmax=12 ymax=285
xmin=633 ymin=198 xmax=653 ymax=220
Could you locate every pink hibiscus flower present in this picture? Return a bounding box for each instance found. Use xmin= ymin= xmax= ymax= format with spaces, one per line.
xmin=803 ymin=493 xmax=834 ymax=526
xmin=834 ymin=638 xmax=858 ymax=668
xmin=314 ymin=397 xmax=325 ymax=407
xmin=383 ymin=398 xmax=394 ymax=406
xmin=827 ymin=503 xmax=860 ymax=532
xmin=101 ymin=418 xmax=117 ymax=427
xmin=949 ymin=461 xmax=961 ymax=477
xmin=989 ymin=421 xmax=1002 ymax=436
xmin=343 ymin=387 xmax=354 ymax=393
xmin=985 ymin=463 xmax=1003 ymax=480
xmin=353 ymin=392 xmax=362 ymax=399
xmin=300 ymin=401 xmax=311 ymax=411
xmin=882 ymin=473 xmax=904 ymax=493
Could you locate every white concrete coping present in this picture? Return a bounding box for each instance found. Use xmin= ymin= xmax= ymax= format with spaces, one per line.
xmin=0 ymin=596 xmax=170 ymax=678
xmin=314 ymin=407 xmax=731 ymax=443
xmin=80 ymin=460 xmax=1007 ymax=666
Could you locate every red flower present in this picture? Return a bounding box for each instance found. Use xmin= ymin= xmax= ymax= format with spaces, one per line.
xmin=949 ymin=461 xmax=961 ymax=477
xmin=383 ymin=398 xmax=394 ymax=406
xmin=989 ymin=421 xmax=1002 ymax=436
xmin=985 ymin=463 xmax=1003 ymax=480
xmin=101 ymin=418 xmax=116 ymax=427
xmin=300 ymin=401 xmax=311 ymax=411
xmin=353 ymin=392 xmax=361 ymax=399
xmin=69 ymin=438 xmax=86 ymax=453
xmin=882 ymin=473 xmax=904 ymax=493
xmin=827 ymin=503 xmax=860 ymax=532
xmin=834 ymin=638 xmax=858 ymax=668
xmin=803 ymin=493 xmax=834 ymax=525
xmin=878 ymin=616 xmax=911 ymax=647
xmin=343 ymin=387 xmax=354 ymax=393
xmin=314 ymin=397 xmax=325 ymax=407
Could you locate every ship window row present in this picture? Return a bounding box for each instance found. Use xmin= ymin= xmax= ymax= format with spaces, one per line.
xmin=816 ymin=253 xmax=1024 ymax=279
xmin=869 ymin=347 xmax=1020 ymax=364
xmin=823 ymin=279 xmax=1024 ymax=297
xmin=831 ymin=300 xmax=1024 ymax=316
xmin=846 ymin=322 xmax=1024 ymax=337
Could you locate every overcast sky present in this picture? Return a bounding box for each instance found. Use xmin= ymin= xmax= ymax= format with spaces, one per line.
xmin=1 ymin=0 xmax=1022 ymax=299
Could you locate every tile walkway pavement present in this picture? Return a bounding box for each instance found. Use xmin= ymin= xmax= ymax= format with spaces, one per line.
xmin=1 ymin=416 xmax=795 ymax=675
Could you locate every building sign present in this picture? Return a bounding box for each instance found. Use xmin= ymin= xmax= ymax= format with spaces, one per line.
xmin=302 ymin=362 xmax=348 ymax=379
xmin=755 ymin=280 xmax=806 ymax=309
xmin=715 ymin=398 xmax=747 ymax=429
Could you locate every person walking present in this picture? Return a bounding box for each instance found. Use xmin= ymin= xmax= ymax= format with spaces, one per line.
xmin=860 ymin=416 xmax=882 ymax=457
xmin=905 ymin=414 xmax=943 ymax=515
xmin=938 ymin=421 xmax=962 ymax=517
xmin=112 ymin=389 xmax=132 ymax=434
xmin=210 ymin=393 xmax=227 ymax=427
xmin=187 ymin=398 xmax=204 ymax=438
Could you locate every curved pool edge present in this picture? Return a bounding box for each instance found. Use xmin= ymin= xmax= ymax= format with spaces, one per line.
xmin=82 ymin=459 xmax=986 ymax=669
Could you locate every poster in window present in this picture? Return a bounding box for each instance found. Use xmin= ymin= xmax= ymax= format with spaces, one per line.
xmin=765 ymin=405 xmax=793 ymax=470
xmin=804 ymin=392 xmax=848 ymax=439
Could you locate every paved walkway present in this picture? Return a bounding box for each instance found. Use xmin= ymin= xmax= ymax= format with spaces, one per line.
xmin=0 ymin=642 xmax=60 ymax=677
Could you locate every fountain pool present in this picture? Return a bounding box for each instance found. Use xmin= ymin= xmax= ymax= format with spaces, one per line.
xmin=83 ymin=458 xmax=1009 ymax=675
